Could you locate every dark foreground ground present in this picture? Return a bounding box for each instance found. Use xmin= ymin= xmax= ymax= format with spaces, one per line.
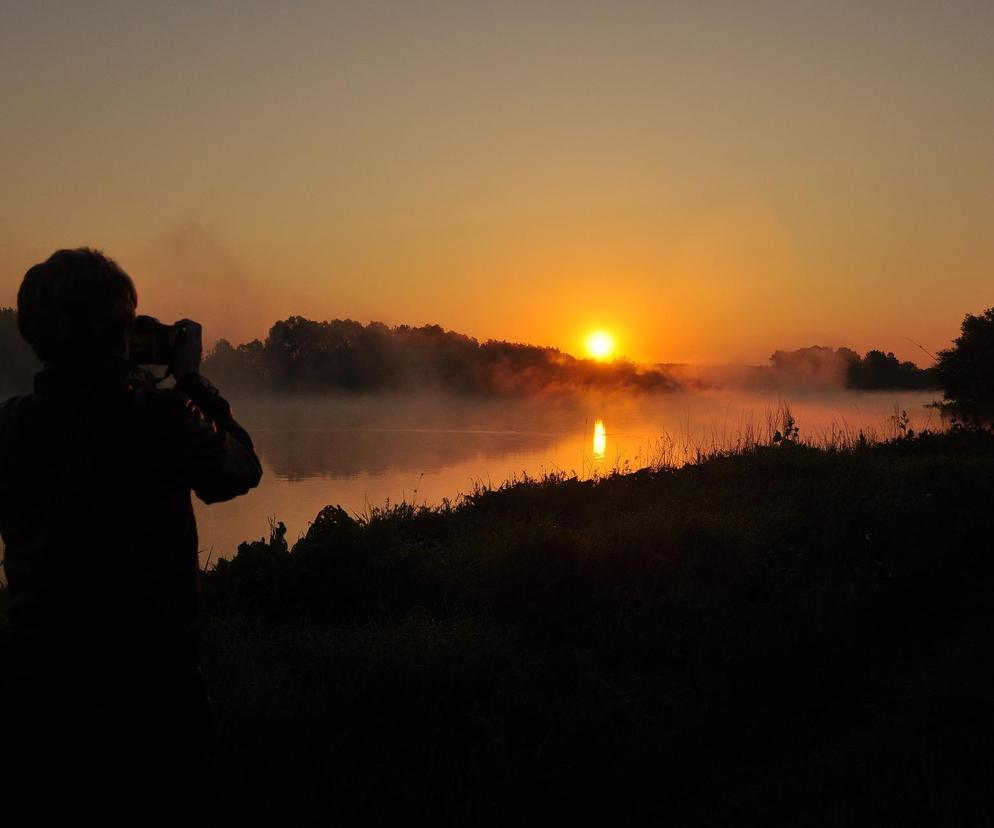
xmin=5 ymin=428 xmax=994 ymax=824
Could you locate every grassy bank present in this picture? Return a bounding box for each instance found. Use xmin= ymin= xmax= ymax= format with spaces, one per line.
xmin=2 ymin=426 xmax=993 ymax=822
xmin=191 ymin=426 xmax=994 ymax=824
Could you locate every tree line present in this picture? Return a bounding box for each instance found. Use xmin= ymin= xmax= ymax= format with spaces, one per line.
xmin=0 ymin=307 xmax=985 ymax=401
xmin=202 ymin=316 xmax=678 ymax=395
xmin=769 ymin=345 xmax=938 ymax=390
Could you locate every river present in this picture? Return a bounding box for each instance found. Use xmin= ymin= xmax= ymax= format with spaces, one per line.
xmin=193 ymin=389 xmax=942 ymax=564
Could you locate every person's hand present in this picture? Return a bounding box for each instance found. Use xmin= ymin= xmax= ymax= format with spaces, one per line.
xmin=170 ymin=319 xmax=203 ymax=380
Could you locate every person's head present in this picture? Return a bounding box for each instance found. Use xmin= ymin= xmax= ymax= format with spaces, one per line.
xmin=17 ymin=248 xmax=138 ymax=365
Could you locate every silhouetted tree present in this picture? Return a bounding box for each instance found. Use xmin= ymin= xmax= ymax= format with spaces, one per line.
xmin=936 ymin=307 xmax=994 ymax=412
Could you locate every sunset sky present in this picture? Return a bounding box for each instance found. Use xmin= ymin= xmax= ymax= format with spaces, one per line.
xmin=2 ymin=2 xmax=992 ymax=365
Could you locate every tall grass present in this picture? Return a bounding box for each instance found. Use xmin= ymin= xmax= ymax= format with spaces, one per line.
xmin=190 ymin=415 xmax=994 ymax=824
xmin=600 ymin=402 xmax=947 ymax=474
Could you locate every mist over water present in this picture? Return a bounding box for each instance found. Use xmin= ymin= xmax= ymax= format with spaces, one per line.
xmin=194 ymin=388 xmax=942 ymax=562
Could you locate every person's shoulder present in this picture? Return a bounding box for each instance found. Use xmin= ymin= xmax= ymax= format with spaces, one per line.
xmin=0 ymin=394 xmax=17 ymax=431
xmin=0 ymin=392 xmax=36 ymax=424
xmin=0 ymin=393 xmax=21 ymax=414
xmin=0 ymin=392 xmax=41 ymax=443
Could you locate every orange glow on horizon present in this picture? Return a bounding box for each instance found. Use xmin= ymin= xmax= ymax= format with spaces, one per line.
xmin=0 ymin=6 xmax=983 ymax=369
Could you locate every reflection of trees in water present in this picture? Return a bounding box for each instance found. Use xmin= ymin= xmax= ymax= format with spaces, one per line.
xmin=253 ymin=427 xmax=561 ymax=480
xmin=237 ymin=397 xmax=578 ymax=480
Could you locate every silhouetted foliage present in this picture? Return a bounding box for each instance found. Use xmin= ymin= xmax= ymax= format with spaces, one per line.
xmin=935 ymin=307 xmax=994 ymax=415
xmin=203 ymin=316 xmax=680 ymax=396
xmin=769 ymin=345 xmax=936 ymax=390
xmin=769 ymin=345 xmax=855 ymax=385
xmin=847 ymin=349 xmax=937 ymax=390
xmin=180 ymin=427 xmax=994 ymax=823
xmin=0 ymin=308 xmax=41 ymax=394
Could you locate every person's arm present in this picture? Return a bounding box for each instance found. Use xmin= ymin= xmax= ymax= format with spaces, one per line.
xmin=165 ymin=320 xmax=262 ymax=503
xmin=169 ymin=373 xmax=262 ymax=503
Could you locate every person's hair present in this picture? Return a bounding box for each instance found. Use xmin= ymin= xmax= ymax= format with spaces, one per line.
xmin=17 ymin=248 xmax=138 ymax=364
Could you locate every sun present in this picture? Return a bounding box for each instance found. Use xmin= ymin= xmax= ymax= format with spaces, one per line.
xmin=585 ymin=330 xmax=616 ymax=361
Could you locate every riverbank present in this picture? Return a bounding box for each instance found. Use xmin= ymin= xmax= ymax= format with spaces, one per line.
xmin=1 ymin=427 xmax=991 ymax=821
xmin=190 ymin=425 xmax=994 ymax=823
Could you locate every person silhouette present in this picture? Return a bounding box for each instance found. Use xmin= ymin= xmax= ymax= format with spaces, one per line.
xmin=0 ymin=248 xmax=262 ymax=814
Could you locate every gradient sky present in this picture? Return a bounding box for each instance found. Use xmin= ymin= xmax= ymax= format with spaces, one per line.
xmin=2 ymin=1 xmax=992 ymax=365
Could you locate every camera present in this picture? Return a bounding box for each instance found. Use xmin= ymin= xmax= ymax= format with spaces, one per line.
xmin=129 ymin=315 xmax=176 ymax=365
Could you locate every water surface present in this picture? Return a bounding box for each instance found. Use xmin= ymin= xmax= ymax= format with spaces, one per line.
xmin=194 ymin=389 xmax=941 ymax=562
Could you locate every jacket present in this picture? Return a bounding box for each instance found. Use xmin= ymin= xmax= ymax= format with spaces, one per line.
xmin=0 ymin=357 xmax=261 ymax=663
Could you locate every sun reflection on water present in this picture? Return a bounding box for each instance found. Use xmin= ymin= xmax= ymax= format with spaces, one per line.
xmin=592 ymin=419 xmax=606 ymax=461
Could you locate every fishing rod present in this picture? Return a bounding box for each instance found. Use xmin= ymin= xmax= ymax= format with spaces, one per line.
xmin=904 ymin=337 xmax=937 ymax=363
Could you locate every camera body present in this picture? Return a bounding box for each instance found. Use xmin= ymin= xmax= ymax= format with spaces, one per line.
xmin=129 ymin=315 xmax=175 ymax=365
